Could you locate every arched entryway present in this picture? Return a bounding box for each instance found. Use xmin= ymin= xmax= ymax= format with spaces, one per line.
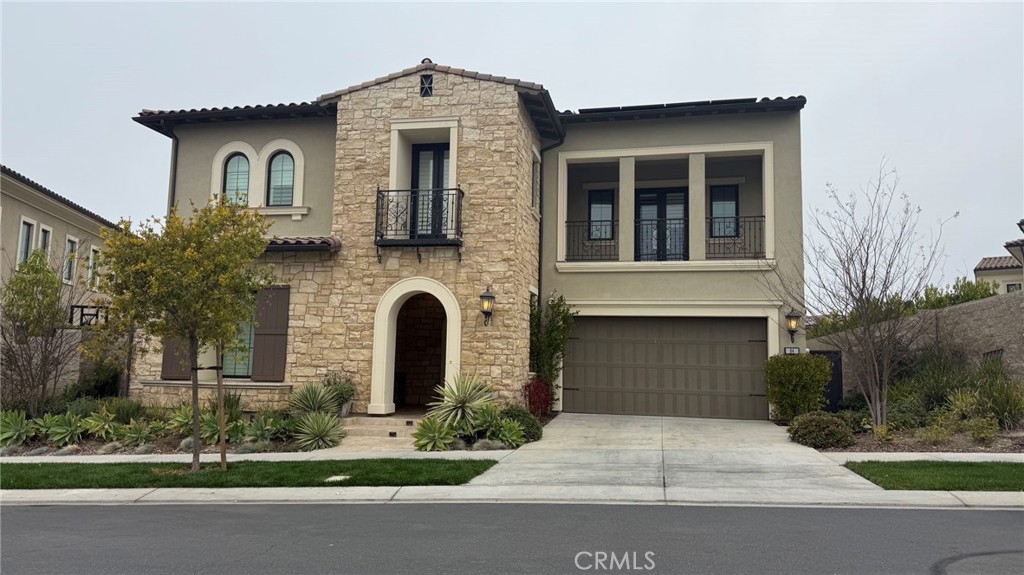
xmin=393 ymin=293 xmax=446 ymax=407
xmin=369 ymin=277 xmax=462 ymax=415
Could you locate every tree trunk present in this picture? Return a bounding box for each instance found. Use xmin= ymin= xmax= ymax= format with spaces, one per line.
xmin=217 ymin=344 xmax=227 ymax=472
xmin=189 ymin=335 xmax=201 ymax=474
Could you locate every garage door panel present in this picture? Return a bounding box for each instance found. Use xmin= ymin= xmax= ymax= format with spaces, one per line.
xmin=563 ymin=317 xmax=768 ymax=419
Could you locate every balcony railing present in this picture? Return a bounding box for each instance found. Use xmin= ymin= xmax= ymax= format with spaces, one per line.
xmin=565 ymin=220 xmax=618 ymax=261
xmin=635 ymin=218 xmax=688 ymax=261
xmin=69 ymin=305 xmax=107 ymax=327
xmin=706 ymin=215 xmax=765 ymax=259
xmin=375 ymin=188 xmax=464 ymax=247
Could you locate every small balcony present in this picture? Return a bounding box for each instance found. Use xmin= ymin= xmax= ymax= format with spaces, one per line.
xmin=706 ymin=215 xmax=765 ymax=259
xmin=375 ymin=188 xmax=464 ymax=248
xmin=635 ymin=218 xmax=688 ymax=261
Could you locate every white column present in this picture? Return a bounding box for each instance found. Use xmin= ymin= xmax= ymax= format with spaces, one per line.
xmin=618 ymin=157 xmax=635 ymax=262
xmin=688 ymin=153 xmax=706 ymax=261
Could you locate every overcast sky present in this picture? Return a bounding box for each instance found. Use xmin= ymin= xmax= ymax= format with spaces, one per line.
xmin=2 ymin=2 xmax=1022 ymax=282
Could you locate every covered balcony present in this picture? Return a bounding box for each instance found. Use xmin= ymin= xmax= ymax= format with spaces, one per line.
xmin=561 ymin=153 xmax=769 ymax=263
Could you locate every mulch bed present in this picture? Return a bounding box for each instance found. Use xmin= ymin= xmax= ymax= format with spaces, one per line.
xmin=824 ymin=429 xmax=1024 ymax=453
xmin=1 ymin=436 xmax=296 ymax=457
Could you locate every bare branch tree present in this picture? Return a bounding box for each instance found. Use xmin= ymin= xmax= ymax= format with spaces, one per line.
xmin=1 ymin=250 xmax=96 ymax=415
xmin=765 ymin=163 xmax=953 ymax=427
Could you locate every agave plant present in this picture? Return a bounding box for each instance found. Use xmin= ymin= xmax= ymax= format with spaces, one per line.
xmin=199 ymin=411 xmax=221 ymax=445
xmin=412 ymin=417 xmax=457 ymax=452
xmin=473 ymin=403 xmax=503 ymax=439
xmin=48 ymin=413 xmax=86 ymax=447
xmin=148 ymin=419 xmax=171 ymax=438
xmin=169 ymin=404 xmax=195 ymax=436
xmin=122 ymin=419 xmax=155 ymax=447
xmin=245 ymin=413 xmax=274 ymax=443
xmin=0 ymin=410 xmax=35 ymax=447
xmin=294 ymin=411 xmax=345 ymax=451
xmin=494 ymin=418 xmax=526 ymax=449
xmin=32 ymin=413 xmax=61 ymax=438
xmin=426 ymin=373 xmax=496 ymax=429
xmin=289 ymin=384 xmax=340 ymax=415
xmin=84 ymin=408 xmax=120 ymax=441
xmin=226 ymin=419 xmax=248 ymax=444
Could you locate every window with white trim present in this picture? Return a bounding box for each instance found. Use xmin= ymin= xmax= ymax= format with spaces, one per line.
xmin=63 ymin=237 xmax=78 ymax=283
xmin=39 ymin=226 xmax=52 ymax=258
xmin=223 ymin=153 xmax=250 ymax=205
xmin=18 ymin=219 xmax=35 ymax=264
xmin=1008 ymin=283 xmax=1022 ymax=293
xmin=266 ymin=151 xmax=295 ymax=206
xmin=88 ymin=247 xmax=101 ymax=287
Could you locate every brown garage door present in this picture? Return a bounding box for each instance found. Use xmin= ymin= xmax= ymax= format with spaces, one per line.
xmin=562 ymin=317 xmax=768 ymax=419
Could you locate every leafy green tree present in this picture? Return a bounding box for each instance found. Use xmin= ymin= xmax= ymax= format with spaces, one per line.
xmin=1 ymin=251 xmax=92 ymax=415
xmin=529 ymin=292 xmax=577 ymax=385
xmin=99 ymin=199 xmax=272 ymax=472
xmin=915 ymin=277 xmax=998 ymax=310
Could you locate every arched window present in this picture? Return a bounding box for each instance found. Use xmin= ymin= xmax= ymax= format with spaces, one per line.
xmin=267 ymin=152 xmax=294 ymax=206
xmin=223 ymin=154 xmax=249 ymax=204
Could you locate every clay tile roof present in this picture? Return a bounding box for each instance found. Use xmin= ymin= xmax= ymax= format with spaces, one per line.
xmin=1 ymin=165 xmax=117 ymax=229
xmin=974 ymin=256 xmax=1023 ymax=272
xmin=133 ymin=102 xmax=336 ymax=137
xmin=317 ymin=60 xmax=545 ymax=102
xmin=266 ymin=236 xmax=341 ymax=253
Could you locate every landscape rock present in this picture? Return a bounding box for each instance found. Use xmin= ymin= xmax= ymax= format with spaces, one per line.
xmin=97 ymin=442 xmax=123 ymax=454
xmin=178 ymin=437 xmax=194 ymax=451
xmin=25 ymin=447 xmax=51 ymax=456
xmin=54 ymin=445 xmax=82 ymax=456
xmin=134 ymin=443 xmax=156 ymax=455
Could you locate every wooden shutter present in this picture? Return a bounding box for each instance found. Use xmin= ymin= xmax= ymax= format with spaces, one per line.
xmin=251 ymin=286 xmax=290 ymax=382
xmin=160 ymin=337 xmax=191 ymax=380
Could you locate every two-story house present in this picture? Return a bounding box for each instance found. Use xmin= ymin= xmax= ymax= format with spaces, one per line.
xmin=130 ymin=60 xmax=806 ymax=421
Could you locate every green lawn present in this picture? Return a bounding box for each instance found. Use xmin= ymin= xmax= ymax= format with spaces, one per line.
xmin=845 ymin=461 xmax=1024 ymax=491
xmin=0 ymin=459 xmax=496 ymax=490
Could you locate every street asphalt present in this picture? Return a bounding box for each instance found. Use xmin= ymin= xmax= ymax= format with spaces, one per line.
xmin=1 ymin=504 xmax=1022 ymax=575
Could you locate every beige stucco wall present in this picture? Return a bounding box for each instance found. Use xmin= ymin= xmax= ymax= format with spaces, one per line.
xmin=1 ymin=173 xmax=109 ymax=294
xmin=172 ymin=117 xmax=337 ymax=237
xmin=543 ymin=112 xmax=806 ymax=355
xmin=975 ymin=268 xmax=1024 ymax=294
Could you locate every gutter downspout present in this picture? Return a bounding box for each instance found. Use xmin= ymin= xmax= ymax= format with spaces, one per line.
xmin=165 ymin=120 xmax=179 ymax=216
xmin=537 ymin=133 xmax=565 ymax=302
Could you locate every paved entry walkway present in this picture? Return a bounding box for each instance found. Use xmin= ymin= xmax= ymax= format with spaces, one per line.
xmin=469 ymin=413 xmax=889 ymax=505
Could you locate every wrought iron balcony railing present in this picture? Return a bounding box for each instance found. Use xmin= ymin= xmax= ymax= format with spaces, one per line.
xmin=375 ymin=188 xmax=464 ymax=248
xmin=706 ymin=215 xmax=765 ymax=259
xmin=69 ymin=305 xmax=107 ymax=327
xmin=565 ymin=220 xmax=619 ymax=261
xmin=635 ymin=218 xmax=688 ymax=261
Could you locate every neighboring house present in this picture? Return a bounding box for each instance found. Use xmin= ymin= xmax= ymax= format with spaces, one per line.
xmin=974 ymin=220 xmax=1024 ymax=294
xmin=130 ymin=60 xmax=806 ymax=420
xmin=0 ymin=165 xmax=118 ymax=392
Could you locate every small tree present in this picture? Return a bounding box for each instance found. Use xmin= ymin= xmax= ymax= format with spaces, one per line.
xmin=769 ymin=164 xmax=950 ymax=428
xmin=915 ymin=277 xmax=999 ymax=310
xmin=528 ymin=292 xmax=577 ymax=409
xmin=1 ymin=250 xmax=93 ymax=415
xmin=99 ymin=199 xmax=272 ymax=472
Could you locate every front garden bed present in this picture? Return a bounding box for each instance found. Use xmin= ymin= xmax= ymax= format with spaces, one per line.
xmin=826 ymin=428 xmax=1024 ymax=453
xmin=0 ymin=459 xmax=496 ymax=489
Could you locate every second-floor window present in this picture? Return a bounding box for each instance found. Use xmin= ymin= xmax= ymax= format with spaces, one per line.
xmin=18 ymin=220 xmax=35 ymax=264
xmin=588 ymin=189 xmax=614 ymax=240
xmin=88 ymin=247 xmax=101 ymax=288
xmin=39 ymin=227 xmax=52 ymax=257
xmin=64 ymin=237 xmax=78 ymax=283
xmin=710 ymin=185 xmax=739 ymax=238
xmin=267 ymin=152 xmax=294 ymax=207
xmin=223 ymin=154 xmax=250 ymax=205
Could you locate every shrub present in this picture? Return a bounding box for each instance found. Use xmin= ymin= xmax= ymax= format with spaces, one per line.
xmin=65 ymin=397 xmax=103 ymax=419
xmin=84 ymin=408 xmax=120 ymax=442
xmin=32 ymin=413 xmax=61 ymax=438
xmin=412 ymin=417 xmax=457 ymax=452
xmin=946 ymin=389 xmax=986 ymax=420
xmin=887 ymin=395 xmax=928 ymax=431
xmin=148 ymin=419 xmax=170 ymax=438
xmin=530 ymin=292 xmax=577 ymax=383
xmin=322 ymin=371 xmax=357 ymax=406
xmin=500 ymin=404 xmax=543 ymax=442
xmin=245 ymin=413 xmax=275 ymax=443
xmin=524 ymin=376 xmax=553 ymax=418
xmin=168 ymin=404 xmax=195 ymax=436
xmin=102 ymin=397 xmax=146 ymax=424
xmin=226 ymin=419 xmax=247 ymax=444
xmin=76 ymin=360 xmax=122 ymax=398
xmin=915 ymin=425 xmax=951 ymax=445
xmin=207 ymin=391 xmax=244 ymax=423
xmin=289 ymin=384 xmax=339 ymax=416
xmin=269 ymin=416 xmax=297 ymax=441
xmin=764 ymin=354 xmax=833 ymax=421
xmin=872 ymin=424 xmax=894 ymax=441
xmin=122 ymin=419 xmax=154 ymax=447
xmin=294 ymin=411 xmax=345 ymax=451
xmin=0 ymin=410 xmax=34 ymax=447
xmin=962 ymin=416 xmax=1000 ymax=443
xmin=199 ymin=411 xmax=222 ymax=445
xmin=787 ymin=411 xmax=855 ymax=449
xmin=901 ymin=350 xmax=976 ymax=410
xmin=48 ymin=413 xmax=85 ymax=447
xmin=978 ymin=375 xmax=1024 ymax=429
xmin=494 ymin=418 xmax=526 ymax=448
xmin=473 ymin=404 xmax=503 ymax=439
xmin=426 ymin=373 xmax=495 ymax=429
xmin=834 ymin=410 xmax=868 ymax=435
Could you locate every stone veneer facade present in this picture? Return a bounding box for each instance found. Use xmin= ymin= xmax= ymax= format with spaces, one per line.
xmin=133 ymin=71 xmax=541 ymax=413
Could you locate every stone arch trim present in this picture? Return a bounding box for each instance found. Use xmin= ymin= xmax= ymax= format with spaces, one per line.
xmin=369 ymin=277 xmax=462 ymax=415
xmin=209 ymin=141 xmax=259 ymax=204
xmin=257 ymin=139 xmax=306 ymax=207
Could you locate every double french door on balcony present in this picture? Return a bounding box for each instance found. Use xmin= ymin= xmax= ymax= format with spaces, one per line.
xmin=411 ymin=143 xmax=451 ymax=239
xmin=635 ymin=187 xmax=688 ymax=261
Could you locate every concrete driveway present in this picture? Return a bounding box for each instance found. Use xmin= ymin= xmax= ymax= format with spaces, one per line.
xmin=470 ymin=413 xmax=881 ymax=502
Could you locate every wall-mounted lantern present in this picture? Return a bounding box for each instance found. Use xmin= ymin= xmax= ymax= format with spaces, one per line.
xmin=785 ymin=308 xmax=801 ymax=343
xmin=479 ymin=286 xmax=495 ymax=326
